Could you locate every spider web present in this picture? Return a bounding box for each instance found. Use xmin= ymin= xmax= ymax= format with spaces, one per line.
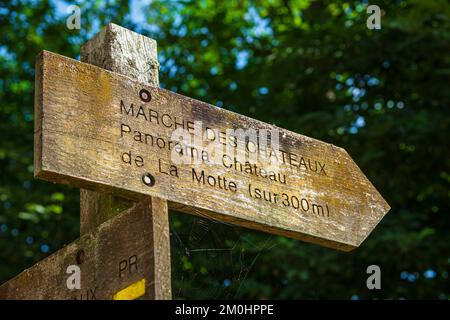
xmin=169 ymin=210 xmax=277 ymax=299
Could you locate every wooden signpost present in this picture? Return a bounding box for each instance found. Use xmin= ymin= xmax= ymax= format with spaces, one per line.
xmin=1 ymin=23 xmax=172 ymax=300
xmin=78 ymin=23 xmax=171 ymax=299
xmin=0 ymin=23 xmax=389 ymax=299
xmin=0 ymin=201 xmax=157 ymax=300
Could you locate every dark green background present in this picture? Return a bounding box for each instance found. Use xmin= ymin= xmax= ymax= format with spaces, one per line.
xmin=0 ymin=0 xmax=449 ymax=299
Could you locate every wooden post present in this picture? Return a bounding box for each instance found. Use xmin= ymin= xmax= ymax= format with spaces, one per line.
xmin=79 ymin=23 xmax=171 ymax=299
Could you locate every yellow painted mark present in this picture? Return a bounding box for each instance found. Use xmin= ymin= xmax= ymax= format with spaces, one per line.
xmin=113 ymin=278 xmax=146 ymax=300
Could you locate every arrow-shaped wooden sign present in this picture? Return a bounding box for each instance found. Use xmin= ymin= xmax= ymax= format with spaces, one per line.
xmin=34 ymin=50 xmax=389 ymax=251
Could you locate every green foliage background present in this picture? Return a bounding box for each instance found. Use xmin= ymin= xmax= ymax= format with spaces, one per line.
xmin=0 ymin=0 xmax=449 ymax=299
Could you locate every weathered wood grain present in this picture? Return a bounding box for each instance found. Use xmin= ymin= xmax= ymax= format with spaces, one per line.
xmin=34 ymin=51 xmax=390 ymax=251
xmin=0 ymin=201 xmax=158 ymax=300
xmin=78 ymin=23 xmax=172 ymax=299
xmin=79 ymin=190 xmax=132 ymax=234
xmin=79 ymin=23 xmax=158 ymax=234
